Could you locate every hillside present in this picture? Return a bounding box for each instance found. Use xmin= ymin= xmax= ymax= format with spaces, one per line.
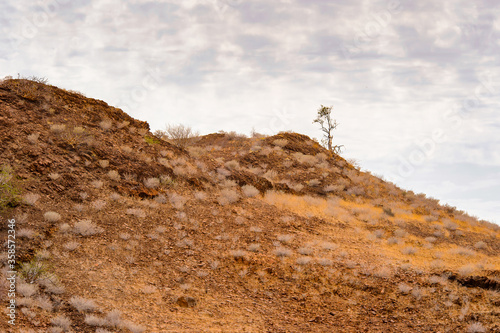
xmin=0 ymin=78 xmax=499 ymax=333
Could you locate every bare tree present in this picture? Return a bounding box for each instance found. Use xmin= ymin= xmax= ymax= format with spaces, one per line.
xmin=313 ymin=105 xmax=343 ymax=153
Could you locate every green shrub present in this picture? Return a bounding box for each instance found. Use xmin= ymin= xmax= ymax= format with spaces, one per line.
xmin=144 ymin=135 xmax=161 ymax=145
xmin=0 ymin=165 xmax=20 ymax=211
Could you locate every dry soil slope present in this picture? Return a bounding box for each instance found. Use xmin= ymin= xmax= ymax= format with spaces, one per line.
xmin=0 ymin=79 xmax=499 ymax=333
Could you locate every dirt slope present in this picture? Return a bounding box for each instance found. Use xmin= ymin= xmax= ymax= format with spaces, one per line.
xmin=1 ymin=78 xmax=499 ymax=333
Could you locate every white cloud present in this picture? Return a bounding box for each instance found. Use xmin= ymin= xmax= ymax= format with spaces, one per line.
xmin=1 ymin=0 xmax=498 ymax=223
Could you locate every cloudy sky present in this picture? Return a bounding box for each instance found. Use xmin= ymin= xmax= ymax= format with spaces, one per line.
xmin=1 ymin=0 xmax=499 ymax=223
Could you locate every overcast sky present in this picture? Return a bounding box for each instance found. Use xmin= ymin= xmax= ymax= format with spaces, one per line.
xmin=1 ymin=0 xmax=499 ymax=223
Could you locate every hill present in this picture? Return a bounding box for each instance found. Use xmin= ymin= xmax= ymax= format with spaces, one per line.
xmin=0 ymin=78 xmax=499 ymax=333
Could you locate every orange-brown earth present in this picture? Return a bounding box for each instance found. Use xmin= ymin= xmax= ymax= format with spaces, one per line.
xmin=0 ymin=78 xmax=499 ymax=333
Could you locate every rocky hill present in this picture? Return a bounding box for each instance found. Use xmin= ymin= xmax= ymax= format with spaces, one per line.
xmin=1 ymin=78 xmax=499 ymax=332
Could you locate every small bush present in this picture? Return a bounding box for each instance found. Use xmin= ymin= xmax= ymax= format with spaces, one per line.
xmin=274 ymin=247 xmax=292 ymax=257
xmin=107 ymin=170 xmax=121 ymax=181
xmin=144 ymin=177 xmax=160 ymax=189
xmin=63 ymin=241 xmax=80 ymax=251
xmin=394 ymin=229 xmax=407 ymax=238
xmin=425 ymin=236 xmax=437 ymax=243
xmin=217 ymin=189 xmax=240 ymax=206
xmin=308 ymin=179 xmax=321 ymax=187
xmin=242 ymin=185 xmax=259 ymax=198
xmin=296 ymin=256 xmax=312 ymax=265
xmin=428 ymin=275 xmax=448 ymax=285
xmin=398 ymin=283 xmax=412 ymax=294
xmin=225 ymin=160 xmax=240 ymax=170
xmin=23 ymin=193 xmax=40 ymax=206
xmin=458 ymin=264 xmax=476 ymax=276
xmin=194 ymin=191 xmax=207 ymax=201
xmin=91 ymin=199 xmax=107 ymax=210
xmin=155 ymin=124 xmax=199 ymax=148
xmin=230 ymin=250 xmax=247 ymax=259
xmin=474 ymin=241 xmax=487 ymax=249
xmin=467 ymin=322 xmax=486 ymax=333
xmin=17 ymin=228 xmax=36 ymax=239
xmin=27 ymin=133 xmax=40 ymax=144
xmin=411 ymin=287 xmax=425 ymax=300
xmin=73 ymin=220 xmax=102 ymax=236
xmin=105 ymin=309 xmax=123 ymax=327
xmin=98 ymin=160 xmax=109 ymax=168
xmin=277 ymin=234 xmax=294 ymax=244
xmin=51 ymin=315 xmax=72 ymax=331
xmin=298 ymin=247 xmax=313 ymax=255
xmin=126 ymin=208 xmax=146 ymax=218
xmin=48 ymin=172 xmax=60 ymax=180
xmin=99 ymin=119 xmax=113 ymax=131
xmin=317 ymin=258 xmax=333 ymax=266
xmin=123 ymin=321 xmax=146 ymax=333
xmin=69 ymin=296 xmax=97 ymax=312
xmin=273 ymin=139 xmax=288 ymax=147
xmin=50 ymin=124 xmax=66 ymax=133
xmin=247 ymin=243 xmax=261 ymax=252
xmin=91 ymin=180 xmax=104 ymax=188
xmin=372 ymin=229 xmax=385 ymax=239
xmin=249 ymin=226 xmax=262 ymax=233
xmin=44 ymin=211 xmax=61 ymax=222
xmin=169 ymin=193 xmax=187 ymax=210
xmin=84 ymin=314 xmax=107 ymax=326
xmin=17 ymin=282 xmax=38 ymax=297
xmin=449 ymin=247 xmax=476 ymax=256
xmin=401 ymin=246 xmax=417 ymax=255
xmin=443 ymin=219 xmax=458 ymax=231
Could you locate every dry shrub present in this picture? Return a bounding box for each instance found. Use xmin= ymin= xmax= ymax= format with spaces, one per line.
xmin=274 ymin=247 xmax=292 ymax=257
xmin=217 ymin=189 xmax=240 ymax=205
xmin=474 ymin=241 xmax=487 ymax=249
xmin=44 ymin=211 xmax=61 ymax=222
xmin=69 ymin=296 xmax=97 ymax=312
xmin=225 ymin=160 xmax=240 ymax=170
xmin=27 ymin=133 xmax=40 ymax=144
xmin=98 ymin=160 xmax=109 ymax=168
xmin=273 ymin=139 xmax=288 ymax=147
xmin=51 ymin=315 xmax=72 ymax=331
xmin=144 ymin=177 xmax=160 ymax=189
xmin=242 ymin=185 xmax=259 ymax=198
xmin=247 ymin=243 xmax=261 ymax=252
xmin=23 ymin=193 xmax=40 ymax=206
xmin=99 ymin=119 xmax=113 ymax=131
xmin=107 ymin=170 xmax=120 ymax=181
xmin=155 ymin=124 xmax=199 ymax=148
xmin=73 ymin=220 xmax=103 ymax=236
xmin=169 ymin=193 xmax=187 ymax=210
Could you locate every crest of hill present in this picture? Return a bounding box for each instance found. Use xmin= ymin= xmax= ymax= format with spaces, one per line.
xmin=1 ymin=77 xmax=499 ymax=333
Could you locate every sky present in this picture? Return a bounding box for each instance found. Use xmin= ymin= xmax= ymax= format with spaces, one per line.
xmin=1 ymin=0 xmax=499 ymax=223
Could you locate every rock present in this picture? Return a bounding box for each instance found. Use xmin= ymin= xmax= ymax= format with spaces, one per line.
xmin=177 ymin=296 xmax=197 ymax=308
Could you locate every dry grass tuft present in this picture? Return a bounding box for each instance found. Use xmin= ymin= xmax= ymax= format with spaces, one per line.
xmin=69 ymin=296 xmax=97 ymax=312
xmin=44 ymin=211 xmax=61 ymax=222
xmin=73 ymin=220 xmax=103 ymax=236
